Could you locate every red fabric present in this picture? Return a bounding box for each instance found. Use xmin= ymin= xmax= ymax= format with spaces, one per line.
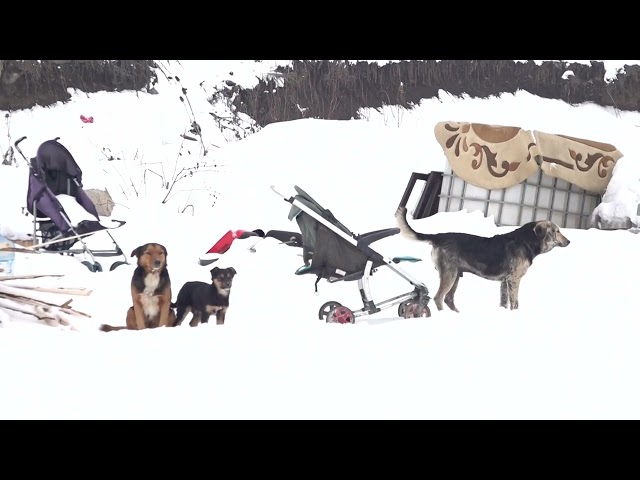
xmin=80 ymin=115 xmax=94 ymax=124
xmin=206 ymin=230 xmax=248 ymax=254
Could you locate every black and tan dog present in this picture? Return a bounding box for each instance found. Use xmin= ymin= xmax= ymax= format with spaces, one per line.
xmin=395 ymin=206 xmax=570 ymax=311
xmin=99 ymin=243 xmax=176 ymax=332
xmin=172 ymin=266 xmax=237 ymax=327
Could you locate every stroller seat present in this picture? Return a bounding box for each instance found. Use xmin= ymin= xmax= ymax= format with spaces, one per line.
xmin=286 ymin=188 xmax=423 ymax=283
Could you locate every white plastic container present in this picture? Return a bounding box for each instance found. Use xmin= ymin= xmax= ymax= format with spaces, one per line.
xmin=0 ymin=233 xmax=16 ymax=275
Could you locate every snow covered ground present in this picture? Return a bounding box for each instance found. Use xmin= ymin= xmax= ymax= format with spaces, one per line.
xmin=1 ymin=60 xmax=640 ymax=420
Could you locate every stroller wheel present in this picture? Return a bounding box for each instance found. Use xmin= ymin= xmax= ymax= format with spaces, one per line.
xmin=81 ymin=261 xmax=103 ymax=273
xmin=110 ymin=261 xmax=129 ymax=271
xmin=327 ymin=306 xmax=355 ymax=324
xmin=318 ymin=301 xmax=342 ymax=321
xmin=399 ymin=300 xmax=431 ymax=319
xmin=398 ymin=300 xmax=413 ymax=318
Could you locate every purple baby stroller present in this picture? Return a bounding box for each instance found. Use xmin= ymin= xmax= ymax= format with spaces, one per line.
xmin=16 ymin=136 xmax=128 ymax=272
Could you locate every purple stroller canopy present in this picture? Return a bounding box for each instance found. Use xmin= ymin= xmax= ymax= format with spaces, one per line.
xmin=35 ymin=139 xmax=84 ymax=183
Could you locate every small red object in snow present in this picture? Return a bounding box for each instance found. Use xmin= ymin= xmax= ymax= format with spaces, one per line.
xmin=206 ymin=229 xmax=262 ymax=254
xmin=80 ymin=115 xmax=94 ymax=124
xmin=207 ymin=230 xmax=247 ymax=254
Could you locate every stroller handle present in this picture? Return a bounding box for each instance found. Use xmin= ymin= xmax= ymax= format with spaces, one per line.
xmin=14 ymin=136 xmax=28 ymax=162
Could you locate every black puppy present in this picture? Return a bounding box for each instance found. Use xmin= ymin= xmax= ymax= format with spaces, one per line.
xmin=172 ymin=267 xmax=237 ymax=327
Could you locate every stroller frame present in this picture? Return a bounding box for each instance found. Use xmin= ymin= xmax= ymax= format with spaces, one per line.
xmin=15 ymin=136 xmax=129 ymax=272
xmin=269 ymin=185 xmax=432 ymax=323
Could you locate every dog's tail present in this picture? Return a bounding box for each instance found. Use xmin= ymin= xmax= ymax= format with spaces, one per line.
xmin=99 ymin=324 xmax=130 ymax=332
xmin=395 ymin=205 xmax=436 ymax=243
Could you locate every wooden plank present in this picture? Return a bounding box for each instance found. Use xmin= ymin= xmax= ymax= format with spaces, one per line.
xmin=3 ymin=284 xmax=93 ymax=296
xmin=0 ymin=274 xmax=65 ymax=281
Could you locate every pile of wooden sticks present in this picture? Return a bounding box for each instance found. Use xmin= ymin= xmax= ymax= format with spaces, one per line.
xmin=0 ymin=274 xmax=92 ymax=329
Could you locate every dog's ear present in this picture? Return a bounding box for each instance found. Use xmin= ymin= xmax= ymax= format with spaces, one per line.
xmin=210 ymin=267 xmax=220 ymax=277
xmin=161 ymin=244 xmax=168 ymax=257
xmin=131 ymin=245 xmax=145 ymax=258
xmin=534 ymin=222 xmax=548 ymax=238
xmin=229 ymin=267 xmax=237 ymax=275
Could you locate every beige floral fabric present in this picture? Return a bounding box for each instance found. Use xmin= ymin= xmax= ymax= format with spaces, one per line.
xmin=434 ymin=121 xmax=539 ymax=190
xmin=530 ymin=131 xmax=622 ymax=194
xmin=434 ymin=121 xmax=623 ymax=194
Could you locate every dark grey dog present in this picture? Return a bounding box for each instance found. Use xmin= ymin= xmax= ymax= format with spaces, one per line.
xmin=395 ymin=206 xmax=570 ymax=311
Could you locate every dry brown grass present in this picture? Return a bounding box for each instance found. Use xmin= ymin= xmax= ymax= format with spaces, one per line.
xmin=0 ymin=60 xmax=157 ymax=111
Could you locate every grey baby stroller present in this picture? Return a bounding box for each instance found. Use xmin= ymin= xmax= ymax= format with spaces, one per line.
xmin=262 ymin=185 xmax=432 ymax=323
